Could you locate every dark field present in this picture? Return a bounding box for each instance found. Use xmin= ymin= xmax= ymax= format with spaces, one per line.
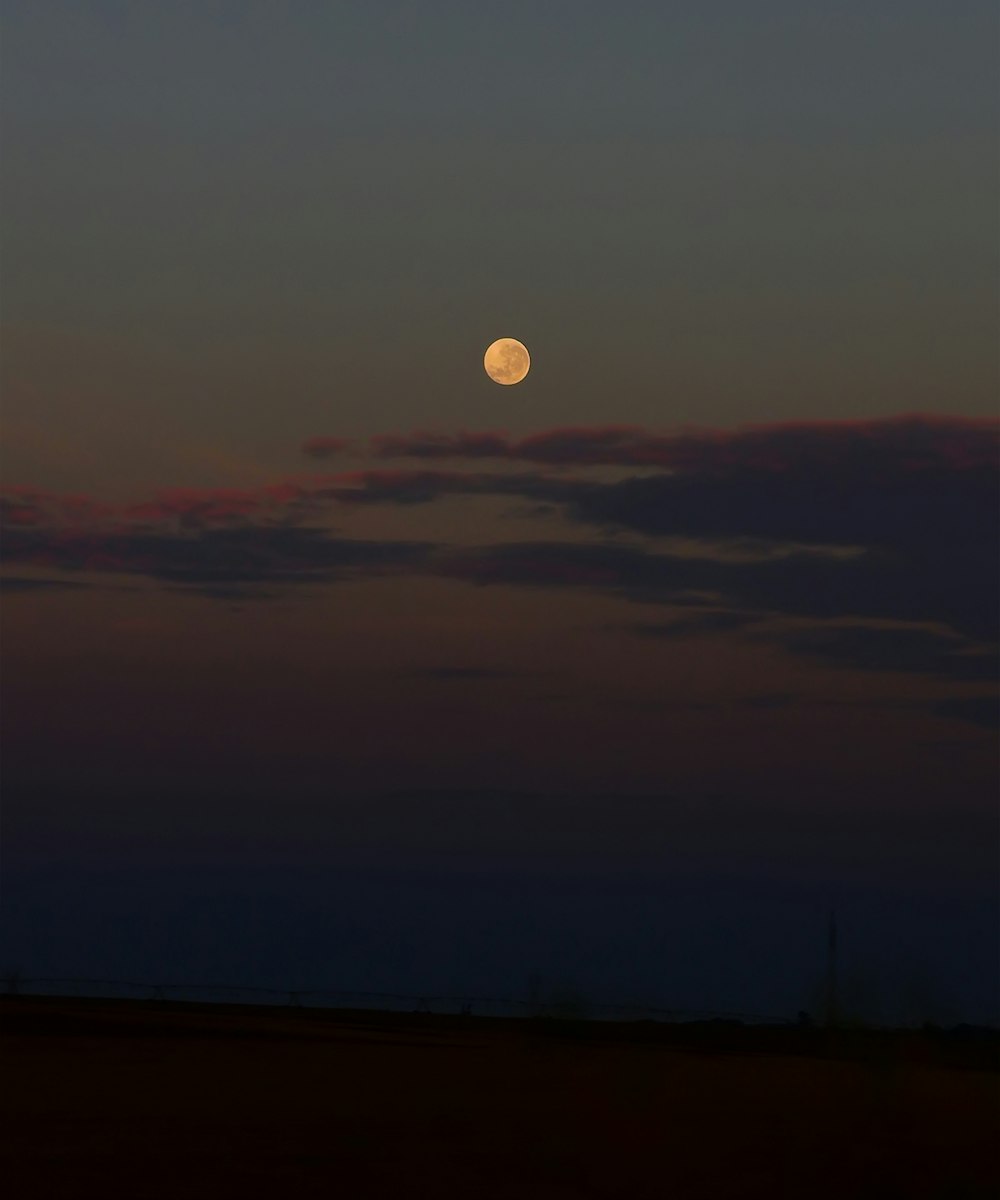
xmin=2 ymin=997 xmax=997 ymax=1199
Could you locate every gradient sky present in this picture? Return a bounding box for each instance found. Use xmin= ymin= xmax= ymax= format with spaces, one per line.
xmin=2 ymin=2 xmax=998 ymax=1024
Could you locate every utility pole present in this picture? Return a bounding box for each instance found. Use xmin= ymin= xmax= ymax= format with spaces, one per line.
xmin=825 ymin=909 xmax=839 ymax=1028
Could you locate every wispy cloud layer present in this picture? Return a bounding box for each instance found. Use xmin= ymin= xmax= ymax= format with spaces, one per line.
xmin=3 ymin=416 xmax=997 ymax=688
xmin=4 ymin=520 xmax=434 ymax=595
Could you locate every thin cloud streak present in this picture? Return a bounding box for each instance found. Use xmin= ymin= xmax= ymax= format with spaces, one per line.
xmin=341 ymin=414 xmax=999 ymax=472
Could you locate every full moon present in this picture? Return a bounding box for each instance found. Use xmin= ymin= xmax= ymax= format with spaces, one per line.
xmin=484 ymin=337 xmax=530 ymax=385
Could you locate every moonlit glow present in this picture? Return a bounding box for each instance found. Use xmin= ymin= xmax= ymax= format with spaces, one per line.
xmin=484 ymin=338 xmax=530 ymax=385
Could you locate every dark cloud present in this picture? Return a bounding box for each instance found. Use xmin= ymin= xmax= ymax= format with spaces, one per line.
xmin=931 ymin=696 xmax=1000 ymax=729
xmin=436 ymin=540 xmax=997 ymax=682
xmin=12 ymin=499 xmax=977 ymax=684
xmin=0 ymin=575 xmax=94 ymax=593
xmin=3 ymin=482 xmax=323 ymax=531
xmin=314 ymin=416 xmax=997 ymax=627
xmin=3 ymin=417 xmax=997 ymax=649
xmin=357 ymin=414 xmax=997 ymax=474
xmin=623 ymin=612 xmax=762 ymax=639
xmin=760 ymin=625 xmax=998 ymax=682
xmin=563 ymin=465 xmax=996 ymax=556
xmin=319 ymin=416 xmax=1000 ymax=642
xmin=717 ymin=544 xmax=996 ymax=643
xmin=436 ymin=541 xmax=663 ymax=592
xmin=2 ymin=523 xmax=436 ymax=594
xmin=312 ymin=469 xmax=581 ymax=507
xmin=437 ymin=538 xmax=996 ymax=644
xmin=123 ymin=484 xmax=316 ymax=527
xmin=302 ymin=419 xmax=1000 ymax=582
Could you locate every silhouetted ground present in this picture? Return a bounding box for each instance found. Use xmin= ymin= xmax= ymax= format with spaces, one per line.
xmin=2 ymin=996 xmax=997 ymax=1199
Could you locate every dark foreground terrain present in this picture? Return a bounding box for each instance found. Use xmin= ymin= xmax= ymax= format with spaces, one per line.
xmin=2 ymin=996 xmax=997 ymax=1199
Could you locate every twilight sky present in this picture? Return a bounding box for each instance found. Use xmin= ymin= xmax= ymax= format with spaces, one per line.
xmin=2 ymin=2 xmax=997 ymax=1024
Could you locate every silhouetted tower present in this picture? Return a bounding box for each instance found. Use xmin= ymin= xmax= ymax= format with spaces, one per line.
xmin=824 ymin=909 xmax=839 ymax=1028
